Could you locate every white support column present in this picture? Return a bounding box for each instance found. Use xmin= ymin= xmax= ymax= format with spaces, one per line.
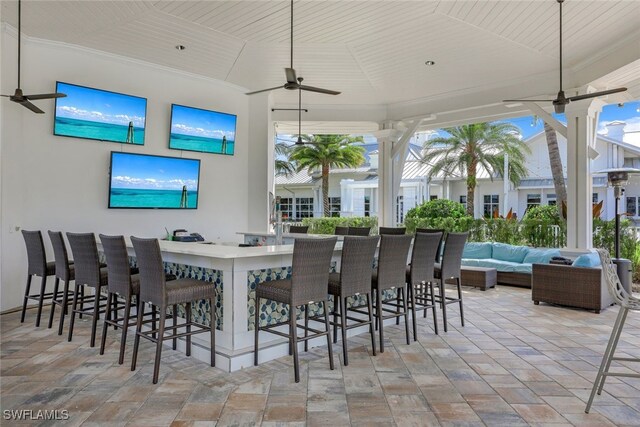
xmin=372 ymin=128 xmax=403 ymax=226
xmin=565 ymin=98 xmax=605 ymax=250
xmin=247 ymin=93 xmax=274 ymax=231
xmin=503 ymin=154 xmax=510 ymax=215
xmin=340 ymin=179 xmax=354 ymax=217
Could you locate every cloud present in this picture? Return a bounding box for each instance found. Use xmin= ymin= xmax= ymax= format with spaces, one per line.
xmin=57 ymin=106 xmax=145 ymax=127
xmin=172 ymin=123 xmax=235 ymax=140
xmin=112 ymin=175 xmax=197 ymax=191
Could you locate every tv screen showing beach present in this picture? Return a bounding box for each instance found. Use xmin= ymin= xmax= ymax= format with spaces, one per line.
xmin=54 ymin=82 xmax=147 ymax=145
xmin=169 ymin=104 xmax=236 ymax=155
xmin=109 ymin=152 xmax=200 ymax=209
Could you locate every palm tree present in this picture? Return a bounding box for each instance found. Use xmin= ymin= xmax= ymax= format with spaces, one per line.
xmin=542 ymin=121 xmax=567 ymax=219
xmin=275 ymin=141 xmax=295 ymax=177
xmin=422 ymin=123 xmax=530 ymax=217
xmin=289 ymin=135 xmax=365 ymax=216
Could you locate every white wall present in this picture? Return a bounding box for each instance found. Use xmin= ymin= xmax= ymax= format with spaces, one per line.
xmin=0 ymin=30 xmax=254 ymax=311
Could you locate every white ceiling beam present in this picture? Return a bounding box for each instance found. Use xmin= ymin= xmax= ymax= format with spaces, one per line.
xmin=523 ymin=103 xmax=567 ymax=138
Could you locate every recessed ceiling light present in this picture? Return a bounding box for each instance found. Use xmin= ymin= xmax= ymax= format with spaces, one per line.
xmin=175 ymin=45 xmax=186 ymax=51
xmin=425 ymin=60 xmax=435 ymax=66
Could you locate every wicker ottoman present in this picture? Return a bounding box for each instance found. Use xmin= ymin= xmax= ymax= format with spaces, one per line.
xmin=460 ymin=266 xmax=497 ymax=291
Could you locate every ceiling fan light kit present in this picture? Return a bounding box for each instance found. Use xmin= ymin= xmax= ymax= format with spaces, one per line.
xmin=503 ymin=0 xmax=626 ymax=114
xmin=1 ymin=0 xmax=67 ymax=114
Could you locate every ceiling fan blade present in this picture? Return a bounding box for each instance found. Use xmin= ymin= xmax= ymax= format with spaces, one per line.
xmin=285 ymin=68 xmax=297 ymax=84
xmin=246 ymin=85 xmax=284 ymax=95
xmin=17 ymin=99 xmax=44 ymax=114
xmin=24 ymin=92 xmax=66 ymax=100
xmin=567 ymin=87 xmax=627 ymax=102
xmin=299 ymin=85 xmax=341 ymax=95
xmin=502 ymin=99 xmax=556 ymax=103
xmin=1 ymin=95 xmax=10 ymax=97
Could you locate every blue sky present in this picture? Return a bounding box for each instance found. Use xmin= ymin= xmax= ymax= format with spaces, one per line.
xmin=171 ymin=105 xmax=236 ymax=141
xmin=56 ymin=82 xmax=146 ymax=127
xmin=111 ymin=153 xmax=200 ymax=191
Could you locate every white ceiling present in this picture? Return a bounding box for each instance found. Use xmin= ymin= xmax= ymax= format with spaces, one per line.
xmin=2 ymin=0 xmax=639 ymax=110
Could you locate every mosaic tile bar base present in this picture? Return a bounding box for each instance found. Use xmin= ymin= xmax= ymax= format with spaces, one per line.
xmin=247 ymin=265 xmax=398 ymax=330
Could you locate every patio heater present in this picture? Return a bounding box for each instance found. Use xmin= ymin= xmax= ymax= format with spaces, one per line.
xmin=597 ymin=167 xmax=640 ymax=294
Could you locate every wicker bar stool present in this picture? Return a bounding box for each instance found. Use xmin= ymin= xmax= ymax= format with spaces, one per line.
xmin=372 ymin=234 xmax=413 ymax=352
xmin=130 ymin=237 xmax=216 ymax=384
xmin=406 ymin=232 xmax=442 ymax=340
xmin=433 ymin=232 xmax=467 ymax=332
xmin=378 ymin=227 xmax=406 ymax=235
xmin=348 ymin=227 xmax=371 ymax=236
xmin=47 ymin=231 xmax=78 ymax=334
xmin=585 ymin=249 xmax=640 ymax=413
xmin=329 ymin=236 xmax=379 ymax=365
xmin=334 ymin=226 xmax=350 ymax=236
xmin=66 ymin=232 xmax=110 ymax=347
xmin=416 ymin=228 xmax=445 ymax=263
xmin=20 ymin=230 xmax=59 ymax=327
xmin=288 ymin=225 xmax=309 ymax=234
xmin=99 ymin=235 xmax=177 ymax=365
xmin=254 ymin=237 xmax=337 ymax=383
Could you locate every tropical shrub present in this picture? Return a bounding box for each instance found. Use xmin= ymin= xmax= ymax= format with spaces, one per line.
xmin=523 ymin=205 xmax=562 ymax=224
xmin=405 ymin=199 xmax=467 ymax=221
xmin=301 ymin=216 xmax=378 ymax=235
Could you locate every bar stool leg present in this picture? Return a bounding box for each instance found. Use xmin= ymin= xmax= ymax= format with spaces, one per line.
xmin=396 ymin=287 xmax=402 ymax=326
xmin=152 ymin=308 xmax=167 ymax=384
xmin=186 ymin=303 xmax=192 ymax=357
xmin=100 ymin=292 xmax=113 ymax=355
xmin=586 ymin=307 xmax=627 ymax=413
xmin=68 ymin=283 xmax=80 ymax=342
xmin=131 ymin=298 xmax=144 ymax=372
xmin=409 ymin=284 xmax=417 ymax=342
xmin=440 ymin=280 xmax=448 ymax=333
xmin=254 ymin=297 xmax=260 ymax=366
xmin=35 ymin=276 xmax=47 ymax=327
xmin=119 ymin=296 xmax=132 ymax=365
xmin=339 ymin=296 xmax=348 ymax=365
xmin=290 ymin=305 xmax=300 ymax=383
xmin=210 ymin=297 xmax=216 ymax=367
xmin=21 ymin=275 xmax=33 ymax=323
xmin=402 ymin=285 xmax=410 ymax=345
xmin=333 ymin=297 xmax=339 ymax=344
xmin=48 ymin=278 xmax=60 ymax=329
xmin=172 ymin=304 xmax=178 ymax=350
xmin=304 ymin=306 xmax=309 ymax=352
xmin=377 ymin=288 xmax=384 ymax=353
xmin=430 ymin=282 xmax=438 ymax=335
xmin=324 ymin=300 xmax=334 ymax=371
xmin=456 ymin=277 xmax=465 ymax=327
xmin=366 ymin=293 xmax=376 ymax=356
xmin=90 ymin=286 xmax=101 ymax=347
xmin=58 ymin=280 xmax=69 ymax=336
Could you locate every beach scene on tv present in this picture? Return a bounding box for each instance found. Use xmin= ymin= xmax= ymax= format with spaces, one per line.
xmin=169 ymin=104 xmax=236 ymax=155
xmin=109 ymin=153 xmax=199 ymax=209
xmin=54 ymin=82 xmax=147 ymax=144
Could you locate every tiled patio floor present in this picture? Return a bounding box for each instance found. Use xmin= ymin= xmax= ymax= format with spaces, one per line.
xmin=2 ymin=285 xmax=639 ymax=426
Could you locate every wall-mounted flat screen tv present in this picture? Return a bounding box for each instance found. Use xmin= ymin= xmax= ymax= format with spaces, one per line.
xmin=169 ymin=104 xmax=237 ymax=155
xmin=54 ymin=82 xmax=147 ymax=145
xmin=109 ymin=152 xmax=200 ymax=209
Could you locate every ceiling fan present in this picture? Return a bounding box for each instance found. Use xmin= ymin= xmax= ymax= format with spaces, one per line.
xmin=246 ymin=0 xmax=340 ymax=97
xmin=503 ymin=0 xmax=626 ymax=114
xmin=0 ymin=0 xmax=66 ymax=114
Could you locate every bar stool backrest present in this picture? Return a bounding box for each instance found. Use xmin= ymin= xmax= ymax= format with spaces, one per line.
xmin=339 ymin=236 xmax=379 ymax=296
xmin=416 ymin=228 xmax=446 ymax=262
xmin=48 ymin=231 xmax=72 ymax=281
xmin=290 ymin=237 xmax=337 ymax=306
xmin=377 ymin=234 xmax=412 ymax=289
xmin=22 ymin=230 xmax=47 ymax=276
xmin=289 ymin=225 xmax=309 ymax=234
xmin=348 ymin=226 xmax=371 ymax=236
xmin=378 ymin=227 xmax=406 ymax=235
xmin=100 ymin=234 xmax=133 ymax=297
xmin=409 ymin=232 xmax=442 ymax=285
xmin=596 ymin=248 xmax=640 ymax=310
xmin=334 ymin=226 xmax=349 ymax=236
xmin=131 ymin=237 xmax=167 ymax=306
xmin=440 ymin=232 xmax=468 ymax=281
xmin=67 ymin=232 xmax=102 ymax=288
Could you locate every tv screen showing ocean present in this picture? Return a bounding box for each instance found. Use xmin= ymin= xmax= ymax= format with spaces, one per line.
xmin=55 ymin=117 xmax=145 ymax=144
xmin=169 ymin=132 xmax=235 ymax=155
xmin=109 ymin=188 xmax=198 ymax=209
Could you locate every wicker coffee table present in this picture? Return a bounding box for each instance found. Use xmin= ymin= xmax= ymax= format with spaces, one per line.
xmin=460 ymin=266 xmax=497 ymax=291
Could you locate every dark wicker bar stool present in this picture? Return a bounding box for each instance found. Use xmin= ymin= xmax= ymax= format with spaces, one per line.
xmin=130 ymin=237 xmax=216 ymax=384
xmin=378 ymin=227 xmax=406 ymax=235
xmin=254 ymin=237 xmax=337 ymax=383
xmin=406 ymin=232 xmax=442 ymax=340
xmin=47 ymin=231 xmax=77 ymax=334
xmin=99 ymin=235 xmax=177 ymax=365
xmin=334 ymin=226 xmax=350 ymax=236
xmin=20 ymin=230 xmax=59 ymax=327
xmin=372 ymin=234 xmax=412 ymax=352
xmin=288 ymin=225 xmax=309 ymax=234
xmin=416 ymin=228 xmax=446 ymax=263
xmin=348 ymin=226 xmax=371 ymax=236
xmin=434 ymin=232 xmax=467 ymax=332
xmin=66 ymin=232 xmax=109 ymax=347
xmin=329 ymin=236 xmax=378 ymax=365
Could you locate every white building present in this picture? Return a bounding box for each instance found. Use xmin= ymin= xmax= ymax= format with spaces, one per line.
xmin=275 ymin=121 xmax=640 ymax=224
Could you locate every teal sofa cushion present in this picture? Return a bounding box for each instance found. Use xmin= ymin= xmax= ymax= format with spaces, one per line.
xmin=523 ymin=248 xmax=562 ymax=264
xmin=461 ymin=259 xmax=481 ymax=267
xmin=462 ymin=242 xmax=493 ymax=259
xmin=492 ymin=243 xmax=529 ymax=263
xmin=573 ymin=252 xmax=601 ymax=268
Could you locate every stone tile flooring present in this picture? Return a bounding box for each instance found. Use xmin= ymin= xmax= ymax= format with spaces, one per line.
xmin=2 ymin=285 xmax=639 ymax=426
